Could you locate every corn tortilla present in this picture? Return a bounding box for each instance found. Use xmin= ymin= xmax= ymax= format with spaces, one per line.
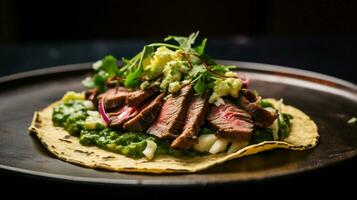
xmin=29 ymin=98 xmax=319 ymax=173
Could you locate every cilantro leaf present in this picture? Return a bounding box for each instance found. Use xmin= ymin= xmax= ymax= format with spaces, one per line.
xmin=82 ymin=71 xmax=110 ymax=92
xmin=193 ymin=38 xmax=207 ymax=55
xmin=82 ymin=55 xmax=119 ymax=92
xmin=165 ymin=31 xmax=200 ymax=51
xmin=188 ymin=64 xmax=207 ymax=79
xmin=99 ymin=55 xmax=119 ymax=76
xmin=210 ymin=65 xmax=229 ymax=74
xmin=194 ymin=75 xmax=207 ymax=95
xmin=124 ymin=46 xmax=154 ymax=88
xmin=124 ymin=67 xmax=142 ymax=88
xmin=121 ymin=57 xmax=130 ymax=66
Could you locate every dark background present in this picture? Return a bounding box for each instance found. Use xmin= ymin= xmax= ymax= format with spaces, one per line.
xmin=0 ymin=0 xmax=356 ymax=198
xmin=1 ymin=0 xmax=357 ymax=42
xmin=0 ymin=0 xmax=356 ymax=82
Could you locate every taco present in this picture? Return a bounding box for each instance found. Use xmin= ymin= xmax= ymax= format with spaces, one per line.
xmin=29 ymin=32 xmax=319 ymax=173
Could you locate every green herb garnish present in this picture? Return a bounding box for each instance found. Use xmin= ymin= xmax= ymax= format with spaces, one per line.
xmin=82 ymin=32 xmax=244 ymax=103
xmin=82 ymin=55 xmax=119 ymax=92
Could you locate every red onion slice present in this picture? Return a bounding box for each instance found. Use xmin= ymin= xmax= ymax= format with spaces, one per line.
xmin=98 ymin=96 xmax=111 ymax=127
xmin=242 ymin=77 xmax=250 ymax=88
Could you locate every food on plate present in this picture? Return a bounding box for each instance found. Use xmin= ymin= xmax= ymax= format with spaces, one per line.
xmin=29 ymin=32 xmax=319 ymax=173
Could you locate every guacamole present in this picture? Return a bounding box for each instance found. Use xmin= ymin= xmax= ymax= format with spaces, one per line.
xmin=52 ymin=100 xmax=89 ymax=135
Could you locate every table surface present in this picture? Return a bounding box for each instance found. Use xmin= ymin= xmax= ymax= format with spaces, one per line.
xmin=0 ymin=36 xmax=356 ymax=197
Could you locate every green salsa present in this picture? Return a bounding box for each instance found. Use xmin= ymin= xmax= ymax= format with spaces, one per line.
xmin=52 ymin=99 xmax=203 ymax=159
xmin=52 ymin=97 xmax=292 ymax=159
xmin=80 ymin=129 xmax=150 ymax=158
xmin=52 ymin=100 xmax=88 ymax=135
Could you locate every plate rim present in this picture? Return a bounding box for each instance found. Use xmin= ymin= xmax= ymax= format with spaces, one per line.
xmin=0 ymin=60 xmax=356 ymax=186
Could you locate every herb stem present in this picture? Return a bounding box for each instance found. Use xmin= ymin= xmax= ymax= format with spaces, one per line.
xmin=138 ymin=46 xmax=147 ymax=71
xmin=120 ymin=53 xmax=141 ymax=73
xmin=201 ymin=61 xmax=228 ymax=79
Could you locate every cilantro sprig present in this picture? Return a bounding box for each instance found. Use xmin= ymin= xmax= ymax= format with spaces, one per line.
xmin=82 ymin=55 xmax=119 ymax=92
xmin=82 ymin=31 xmax=240 ymax=95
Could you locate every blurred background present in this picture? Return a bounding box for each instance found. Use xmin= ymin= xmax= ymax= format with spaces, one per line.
xmin=0 ymin=0 xmax=356 ymax=82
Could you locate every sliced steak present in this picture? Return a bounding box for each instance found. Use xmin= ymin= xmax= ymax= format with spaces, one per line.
xmin=99 ymin=87 xmax=158 ymax=109
xmin=99 ymin=87 xmax=131 ymax=109
xmin=237 ymin=89 xmax=259 ymax=109
xmin=238 ymin=89 xmax=278 ymax=128
xmin=85 ymin=89 xmax=99 ymax=105
xmin=109 ymin=105 xmax=138 ymax=127
xmin=171 ymin=94 xmax=209 ymax=149
xmin=237 ymin=95 xmax=251 ymax=109
xmin=147 ymin=84 xmax=193 ymax=139
xmin=241 ymin=89 xmax=258 ymax=102
xmin=123 ymin=94 xmax=165 ymax=132
xmin=246 ymin=103 xmax=278 ymax=127
xmin=125 ymin=87 xmax=158 ymax=106
xmin=207 ymin=102 xmax=253 ymax=141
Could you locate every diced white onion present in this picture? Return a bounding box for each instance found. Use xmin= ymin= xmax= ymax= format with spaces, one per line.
xmin=214 ymin=97 xmax=225 ymax=107
xmin=87 ymin=110 xmax=100 ymax=117
xmin=227 ymin=140 xmax=249 ymax=154
xmin=182 ymin=80 xmax=190 ymax=85
xmin=84 ymin=110 xmax=106 ymax=130
xmin=143 ymin=140 xmax=157 ymax=160
xmin=83 ymin=100 xmax=95 ymax=110
xmin=209 ymin=138 xmax=229 ymax=154
xmin=270 ymin=118 xmax=279 ymax=141
xmin=92 ymin=60 xmax=103 ymax=69
xmin=193 ymin=134 xmax=218 ymax=152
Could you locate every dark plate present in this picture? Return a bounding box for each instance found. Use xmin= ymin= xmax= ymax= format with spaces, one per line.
xmin=0 ymin=61 xmax=356 ymax=186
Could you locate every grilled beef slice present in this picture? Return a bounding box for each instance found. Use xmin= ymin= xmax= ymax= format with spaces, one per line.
xmin=147 ymin=84 xmax=193 ymax=139
xmin=125 ymin=87 xmax=158 ymax=106
xmin=98 ymin=87 xmax=131 ymax=109
xmin=123 ymin=94 xmax=165 ymax=132
xmin=109 ymin=105 xmax=138 ymax=127
xmin=98 ymin=87 xmax=158 ymax=110
xmin=238 ymin=89 xmax=278 ymax=128
xmin=85 ymin=89 xmax=99 ymax=103
xmin=241 ymin=89 xmax=258 ymax=102
xmin=207 ymin=102 xmax=254 ymax=141
xmin=246 ymin=103 xmax=278 ymax=127
xmin=170 ymin=94 xmax=209 ymax=149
